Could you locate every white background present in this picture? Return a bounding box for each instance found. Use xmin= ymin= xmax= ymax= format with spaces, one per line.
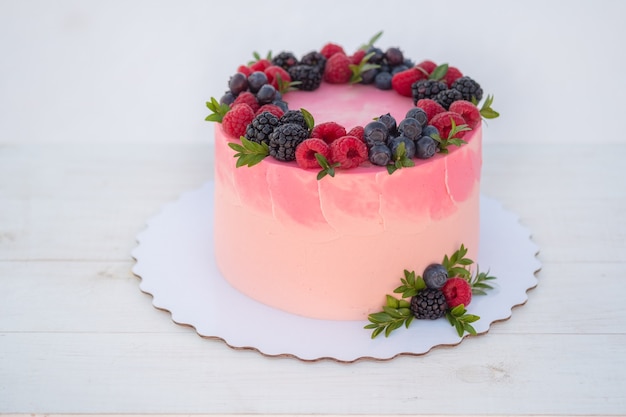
xmin=1 ymin=0 xmax=625 ymax=145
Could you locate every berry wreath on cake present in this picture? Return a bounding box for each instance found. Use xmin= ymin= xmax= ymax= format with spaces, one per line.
xmin=205 ymin=32 xmax=499 ymax=339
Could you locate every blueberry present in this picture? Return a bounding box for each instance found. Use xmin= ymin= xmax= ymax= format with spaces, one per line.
xmin=364 ymin=121 xmax=389 ymax=145
xmin=421 ymin=125 xmax=439 ymax=138
xmin=391 ymin=64 xmax=409 ymax=75
xmin=415 ymin=136 xmax=437 ymax=159
xmin=247 ymin=71 xmax=268 ymax=93
xmin=377 ymin=113 xmax=397 ymax=135
xmin=384 ymin=47 xmax=404 ymax=66
xmin=398 ymin=118 xmax=422 ymax=140
xmin=220 ymin=91 xmax=236 ymax=106
xmin=374 ymin=71 xmax=392 ymax=90
xmin=423 ymin=263 xmax=448 ymax=289
xmin=389 ymin=135 xmax=416 ymax=159
xmin=366 ymin=47 xmax=385 ymax=64
xmin=272 ymin=99 xmax=289 ymax=112
xmin=256 ymin=84 xmax=277 ymax=104
xmin=361 ymin=68 xmax=378 ymax=84
xmin=405 ymin=107 xmax=428 ymax=127
xmin=369 ymin=143 xmax=392 ymax=166
xmin=228 ymin=72 xmax=248 ymax=95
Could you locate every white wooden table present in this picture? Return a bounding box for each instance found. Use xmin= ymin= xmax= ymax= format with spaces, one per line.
xmin=1 ymin=142 xmax=625 ymax=416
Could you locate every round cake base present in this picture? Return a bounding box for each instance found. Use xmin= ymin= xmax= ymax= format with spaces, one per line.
xmin=132 ymin=182 xmax=540 ymax=362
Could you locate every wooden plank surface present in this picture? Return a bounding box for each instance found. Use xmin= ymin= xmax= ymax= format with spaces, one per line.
xmin=1 ymin=143 xmax=625 ymax=415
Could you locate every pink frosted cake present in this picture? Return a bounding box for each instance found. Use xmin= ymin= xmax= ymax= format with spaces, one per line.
xmin=206 ymin=33 xmax=498 ymax=330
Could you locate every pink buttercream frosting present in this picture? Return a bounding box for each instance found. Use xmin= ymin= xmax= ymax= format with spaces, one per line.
xmin=213 ymin=83 xmax=482 ymax=320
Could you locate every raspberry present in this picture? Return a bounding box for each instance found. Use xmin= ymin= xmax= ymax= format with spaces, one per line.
xmin=330 ymin=135 xmax=368 ymax=169
xmin=232 ymin=91 xmax=260 ymax=113
xmin=411 ymin=79 xmax=448 ymax=103
xmin=288 ymin=65 xmax=323 ymax=91
xmin=410 ymin=288 xmax=448 ymax=320
xmin=391 ymin=68 xmax=426 ymax=97
xmin=264 ymin=65 xmax=292 ymax=90
xmin=249 ymin=58 xmax=271 ymax=72
xmin=255 ymin=104 xmax=285 ymax=119
xmin=443 ymin=66 xmax=463 ymax=87
xmin=236 ymin=65 xmax=252 ymax=77
xmin=430 ymin=111 xmax=468 ymax=140
xmin=442 ymin=278 xmax=472 ymax=308
xmin=347 ymin=125 xmax=365 ymax=142
xmin=416 ymin=99 xmax=446 ymax=122
xmin=222 ymin=104 xmax=255 ymax=139
xmin=320 ymin=42 xmax=345 ymax=59
xmin=323 ymin=53 xmax=352 ymax=84
xmin=415 ymin=60 xmax=437 ymax=75
xmin=350 ymin=49 xmax=366 ymax=65
xmin=269 ymin=123 xmax=309 ymax=162
xmin=451 ymin=76 xmax=483 ymax=103
xmin=295 ymin=138 xmax=331 ymax=169
xmin=449 ymin=100 xmax=481 ymax=129
xmin=310 ymin=122 xmax=347 ymax=144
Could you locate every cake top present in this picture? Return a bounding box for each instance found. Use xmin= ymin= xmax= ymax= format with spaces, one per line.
xmin=206 ymin=32 xmax=498 ymax=179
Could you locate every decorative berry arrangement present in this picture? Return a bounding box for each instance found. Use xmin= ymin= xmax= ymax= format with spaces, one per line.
xmin=365 ymin=244 xmax=496 ymax=339
xmin=205 ymin=32 xmax=499 ymax=178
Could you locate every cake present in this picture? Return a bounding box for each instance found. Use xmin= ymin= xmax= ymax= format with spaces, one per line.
xmin=206 ymin=33 xmax=498 ymax=333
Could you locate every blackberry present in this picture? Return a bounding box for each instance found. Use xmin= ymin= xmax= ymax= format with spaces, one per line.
xmin=451 ymin=76 xmax=483 ymax=103
xmin=411 ymin=80 xmax=448 ymax=104
xmin=288 ymin=65 xmax=322 ymax=91
xmin=245 ymin=111 xmax=280 ymax=144
xmin=410 ymin=288 xmax=448 ymax=320
xmin=268 ymin=123 xmax=309 ymax=162
xmin=434 ymin=88 xmax=463 ymax=110
xmin=279 ymin=110 xmax=308 ymax=130
xmin=300 ymin=51 xmax=327 ymax=72
xmin=271 ymin=51 xmax=298 ymax=70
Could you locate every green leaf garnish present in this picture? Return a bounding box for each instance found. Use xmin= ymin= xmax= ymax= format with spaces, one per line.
xmin=349 ymin=51 xmax=381 ymax=84
xmin=358 ymin=31 xmax=383 ymax=51
xmin=393 ymin=269 xmax=426 ymax=298
xmin=386 ymin=141 xmax=415 ymax=175
xmin=275 ymin=73 xmax=302 ymax=94
xmin=479 ymin=94 xmax=500 ymax=119
xmin=445 ymin=304 xmax=479 ymax=337
xmin=429 ymin=63 xmax=449 ymax=81
xmin=204 ymin=97 xmax=230 ymax=123
xmin=431 ymin=117 xmax=472 ymax=154
xmin=300 ymin=108 xmax=315 ymax=131
xmin=248 ymin=50 xmax=272 ymax=65
xmin=228 ymin=136 xmax=269 ymax=168
xmin=365 ymin=244 xmax=497 ymax=339
xmin=315 ymin=153 xmax=340 ymax=180
xmin=364 ymin=294 xmax=414 ymax=339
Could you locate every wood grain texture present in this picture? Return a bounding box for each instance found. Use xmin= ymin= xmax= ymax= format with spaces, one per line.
xmin=1 ymin=143 xmax=625 ymax=415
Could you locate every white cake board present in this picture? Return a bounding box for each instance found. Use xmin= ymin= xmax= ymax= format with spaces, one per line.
xmin=132 ymin=182 xmax=540 ymax=362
